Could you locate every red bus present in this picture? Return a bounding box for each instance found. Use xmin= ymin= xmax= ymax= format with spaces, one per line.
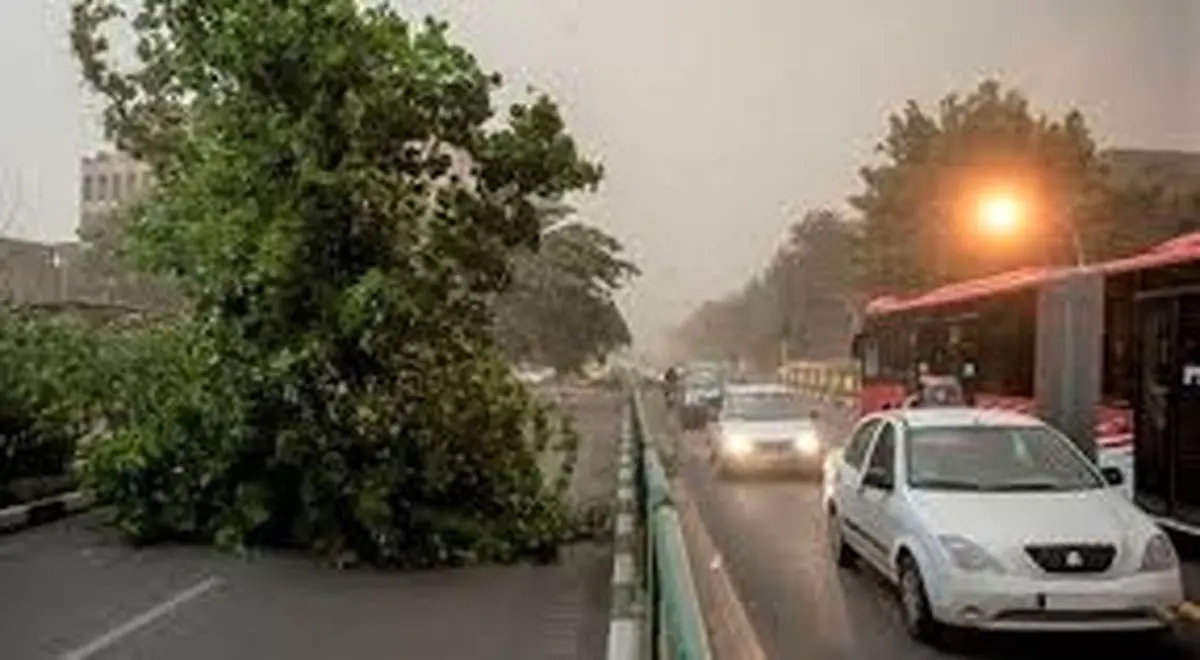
xmin=851 ymin=231 xmax=1200 ymax=532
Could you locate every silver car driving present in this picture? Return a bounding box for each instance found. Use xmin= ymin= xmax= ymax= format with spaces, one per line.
xmin=710 ymin=383 xmax=822 ymax=478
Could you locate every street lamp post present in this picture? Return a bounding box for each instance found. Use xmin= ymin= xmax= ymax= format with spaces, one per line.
xmin=1060 ymin=216 xmax=1087 ymax=268
xmin=976 ymin=193 xmax=1086 ymax=267
xmin=975 ymin=191 xmax=1099 ymax=460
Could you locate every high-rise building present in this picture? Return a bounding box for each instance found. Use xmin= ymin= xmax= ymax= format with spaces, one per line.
xmin=79 ymin=151 xmax=152 ymax=238
xmin=75 ymin=151 xmax=167 ymax=307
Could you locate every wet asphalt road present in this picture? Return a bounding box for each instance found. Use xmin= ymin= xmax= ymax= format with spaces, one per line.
xmin=0 ymin=387 xmax=620 ymax=660
xmin=654 ymin=401 xmax=1200 ymax=660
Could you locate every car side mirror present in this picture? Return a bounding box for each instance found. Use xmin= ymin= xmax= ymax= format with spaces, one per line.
xmin=862 ymin=466 xmax=893 ymax=490
xmin=1100 ymin=466 xmax=1124 ymax=487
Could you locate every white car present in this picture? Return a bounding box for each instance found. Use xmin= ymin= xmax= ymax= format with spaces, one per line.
xmin=710 ymin=383 xmax=823 ymax=477
xmin=822 ymin=407 xmax=1183 ymax=643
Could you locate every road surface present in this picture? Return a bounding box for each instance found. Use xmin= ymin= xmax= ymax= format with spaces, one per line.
xmin=647 ymin=394 xmax=1200 ymax=659
xmin=0 ymin=386 xmax=621 ymax=660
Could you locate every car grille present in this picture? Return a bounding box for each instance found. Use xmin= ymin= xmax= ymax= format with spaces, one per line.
xmin=1024 ymin=544 xmax=1116 ymax=574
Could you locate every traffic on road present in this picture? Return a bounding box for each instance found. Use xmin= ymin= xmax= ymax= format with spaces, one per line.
xmin=708 ymin=383 xmax=824 ymax=478
xmin=651 ymin=388 xmax=1200 ymax=658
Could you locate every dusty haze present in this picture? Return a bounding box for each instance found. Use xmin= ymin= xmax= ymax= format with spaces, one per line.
xmin=1 ymin=0 xmax=1197 ymax=357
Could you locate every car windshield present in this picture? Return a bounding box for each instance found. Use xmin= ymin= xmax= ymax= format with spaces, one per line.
xmin=685 ymin=371 xmax=721 ymax=389
xmin=723 ymin=393 xmax=808 ymax=421
xmin=906 ymin=426 xmax=1103 ymax=492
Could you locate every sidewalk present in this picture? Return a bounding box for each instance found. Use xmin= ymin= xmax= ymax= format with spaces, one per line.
xmin=0 ymin=388 xmax=623 ymax=660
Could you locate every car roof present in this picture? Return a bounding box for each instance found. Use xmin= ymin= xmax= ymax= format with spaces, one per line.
xmin=881 ymin=406 xmax=1045 ymax=430
xmin=724 ymin=382 xmax=793 ymax=397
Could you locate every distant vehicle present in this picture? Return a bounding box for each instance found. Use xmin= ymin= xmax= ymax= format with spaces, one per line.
xmin=678 ymin=366 xmax=725 ymax=430
xmin=662 ymin=366 xmax=682 ymax=409
xmin=823 ymin=407 xmax=1183 ymax=644
xmin=710 ymin=383 xmax=823 ymax=478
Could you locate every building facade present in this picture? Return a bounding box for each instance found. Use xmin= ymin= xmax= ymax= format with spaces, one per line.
xmin=79 ymin=151 xmax=153 ymax=239
xmin=1104 ymin=148 xmax=1200 ymax=192
xmin=0 ymin=238 xmax=74 ymax=303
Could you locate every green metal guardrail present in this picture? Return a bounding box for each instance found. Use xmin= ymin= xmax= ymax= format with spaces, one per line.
xmin=629 ymin=388 xmax=713 ymax=660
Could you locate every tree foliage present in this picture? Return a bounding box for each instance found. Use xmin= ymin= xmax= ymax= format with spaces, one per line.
xmin=0 ymin=308 xmax=99 ymax=495
xmin=75 ymin=209 xmax=180 ymax=311
xmin=850 ymin=79 xmax=1111 ymax=293
xmin=493 ymin=207 xmax=637 ymax=373
xmin=70 ymin=0 xmax=603 ymax=566
xmin=674 ymin=209 xmax=856 ymax=369
xmin=1095 ymin=152 xmax=1200 ymax=257
xmin=677 ymin=79 xmax=1200 ymax=367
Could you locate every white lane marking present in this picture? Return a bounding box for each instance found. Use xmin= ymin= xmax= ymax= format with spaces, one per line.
xmin=60 ymin=576 xmax=223 ymax=660
xmin=612 ymin=552 xmax=635 ymax=585
xmin=615 ymin=512 xmax=634 ymax=536
xmin=605 ymin=617 xmax=640 ymax=660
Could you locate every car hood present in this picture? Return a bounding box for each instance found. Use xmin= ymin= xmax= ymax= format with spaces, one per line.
xmin=718 ymin=420 xmax=814 ymax=441
xmin=908 ymin=488 xmax=1152 ymax=547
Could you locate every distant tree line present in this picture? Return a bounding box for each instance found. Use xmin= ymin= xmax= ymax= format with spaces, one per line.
xmin=675 ymin=79 xmax=1200 ymax=367
xmin=492 ymin=205 xmax=637 ymax=375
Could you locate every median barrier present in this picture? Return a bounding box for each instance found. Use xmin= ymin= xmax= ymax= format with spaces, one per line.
xmin=605 ymin=386 xmax=712 ymax=660
xmin=0 ymin=490 xmax=91 ymax=535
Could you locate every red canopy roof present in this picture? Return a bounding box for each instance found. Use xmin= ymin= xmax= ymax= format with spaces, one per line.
xmin=865 ymin=266 xmax=1067 ymax=315
xmin=1099 ymin=230 xmax=1200 ymax=275
xmin=865 ymin=230 xmax=1200 ymax=317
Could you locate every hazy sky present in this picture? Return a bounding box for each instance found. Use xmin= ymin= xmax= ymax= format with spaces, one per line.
xmin=1 ymin=1 xmax=1197 ymax=353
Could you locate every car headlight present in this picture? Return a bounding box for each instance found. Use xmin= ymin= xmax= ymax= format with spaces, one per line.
xmin=939 ymin=535 xmax=1006 ymax=574
xmin=793 ymin=431 xmax=820 ymax=455
xmin=1140 ymin=533 xmax=1178 ymax=572
xmin=723 ymin=435 xmax=750 ymax=456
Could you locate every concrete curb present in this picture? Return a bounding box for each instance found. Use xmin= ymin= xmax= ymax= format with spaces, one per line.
xmin=673 ymin=473 xmax=766 ymax=660
xmin=0 ymin=490 xmax=91 ymax=535
xmin=605 ymin=408 xmax=642 ymax=660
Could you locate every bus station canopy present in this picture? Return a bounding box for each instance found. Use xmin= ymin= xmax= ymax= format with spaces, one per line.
xmin=865 ymin=230 xmax=1200 ymax=316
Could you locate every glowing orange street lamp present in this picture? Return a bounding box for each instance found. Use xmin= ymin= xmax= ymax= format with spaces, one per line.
xmin=977 ymin=194 xmax=1023 ymax=236
xmin=974 ymin=192 xmax=1086 ymax=266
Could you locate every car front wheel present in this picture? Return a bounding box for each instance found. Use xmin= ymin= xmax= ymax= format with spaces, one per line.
xmin=897 ymin=554 xmax=942 ymax=644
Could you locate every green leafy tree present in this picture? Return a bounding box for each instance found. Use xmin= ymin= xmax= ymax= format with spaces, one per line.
xmin=674 ymin=209 xmax=856 ymax=368
xmin=75 ymin=209 xmax=179 ymax=311
xmin=850 ymin=79 xmax=1107 ymax=293
xmin=1095 ymin=151 xmax=1200 ymax=256
xmin=494 ymin=213 xmax=637 ymax=373
xmin=71 ymin=0 xmax=601 ymax=566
